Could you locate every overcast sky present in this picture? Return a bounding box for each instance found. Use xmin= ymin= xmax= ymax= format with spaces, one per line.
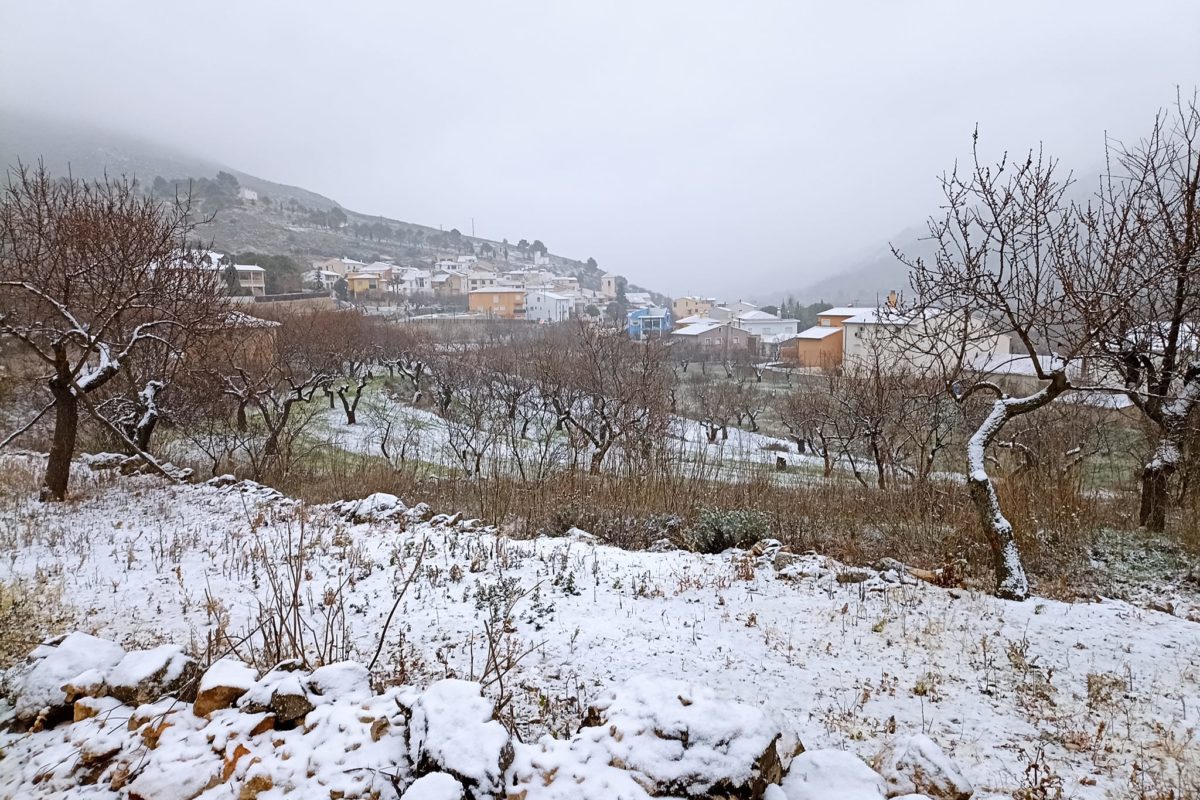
xmin=1 ymin=1 xmax=1197 ymax=297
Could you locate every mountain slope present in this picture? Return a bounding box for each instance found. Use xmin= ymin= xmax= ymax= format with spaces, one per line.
xmin=0 ymin=109 xmax=658 ymax=297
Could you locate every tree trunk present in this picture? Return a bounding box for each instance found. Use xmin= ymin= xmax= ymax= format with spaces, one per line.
xmin=42 ymin=378 xmax=78 ymax=501
xmin=1139 ymin=438 xmax=1179 ymax=531
xmin=589 ymin=442 xmax=612 ymax=475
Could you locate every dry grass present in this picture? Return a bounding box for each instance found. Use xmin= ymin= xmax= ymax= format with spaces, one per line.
xmin=270 ymin=449 xmax=1130 ymax=599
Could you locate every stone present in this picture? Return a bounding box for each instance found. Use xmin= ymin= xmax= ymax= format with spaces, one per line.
xmin=647 ymin=537 xmax=677 ymax=552
xmin=238 ymin=772 xmax=273 ymax=800
xmin=270 ymin=675 xmax=315 ymax=725
xmin=400 ymin=772 xmax=464 ymax=799
xmin=778 ymin=749 xmax=886 ymax=800
xmin=8 ymin=632 xmax=125 ymax=725
xmin=575 ymin=675 xmax=785 ymax=799
xmin=873 ymin=735 xmax=973 ymax=800
xmin=405 ymin=679 xmax=512 ymax=797
xmin=63 ymin=668 xmax=108 ymax=704
xmin=193 ymin=659 xmax=258 ymax=717
xmin=108 ymin=645 xmax=201 ymax=706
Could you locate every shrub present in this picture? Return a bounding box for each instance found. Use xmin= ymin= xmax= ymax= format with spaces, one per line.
xmin=686 ymin=508 xmax=771 ymax=554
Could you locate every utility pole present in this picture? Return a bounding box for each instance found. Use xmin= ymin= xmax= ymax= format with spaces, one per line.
xmin=471 ymin=217 xmax=475 ymax=238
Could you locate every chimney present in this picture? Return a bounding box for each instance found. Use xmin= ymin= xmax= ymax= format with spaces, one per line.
xmin=887 ymin=289 xmax=898 ymax=309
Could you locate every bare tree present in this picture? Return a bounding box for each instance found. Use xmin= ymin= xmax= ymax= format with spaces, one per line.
xmin=899 ymin=133 xmax=1146 ymax=600
xmin=1095 ymin=94 xmax=1200 ymax=530
xmin=0 ymin=164 xmax=226 ymax=499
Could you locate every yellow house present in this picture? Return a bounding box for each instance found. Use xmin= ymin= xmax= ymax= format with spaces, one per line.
xmin=671 ymin=295 xmax=715 ymax=320
xmin=345 ymin=272 xmax=381 ymax=298
xmin=468 ymin=287 xmax=526 ymax=319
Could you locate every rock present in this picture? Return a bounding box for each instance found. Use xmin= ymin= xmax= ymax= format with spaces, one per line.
xmin=400 ymin=772 xmax=465 ymax=800
xmin=576 ymin=674 xmax=785 ymax=798
xmin=306 ymin=661 xmax=372 ymax=702
xmin=205 ymin=473 xmax=238 ymax=488
xmin=873 ymin=735 xmax=973 ymax=800
xmin=81 ymin=452 xmax=126 ymax=470
xmin=238 ymin=771 xmax=273 ymax=800
xmin=63 ymin=668 xmax=108 ymax=704
xmin=406 ymin=502 xmax=433 ymax=522
xmin=73 ymin=695 xmax=123 ymax=723
xmin=7 ymin=632 xmax=125 ymax=725
xmin=405 ymin=679 xmax=511 ymax=797
xmin=567 ymin=526 xmax=599 ymax=542
xmin=108 ymin=645 xmax=201 ymax=706
xmin=752 ymin=539 xmax=784 ymax=558
xmin=647 ymin=537 xmax=677 ymax=552
xmin=836 ymin=569 xmax=875 ymax=584
xmin=193 ymin=659 xmax=258 ymax=717
xmin=269 ymin=674 xmax=315 ymax=725
xmin=778 ymin=750 xmax=886 ymax=800
xmin=331 ymin=492 xmax=408 ymax=523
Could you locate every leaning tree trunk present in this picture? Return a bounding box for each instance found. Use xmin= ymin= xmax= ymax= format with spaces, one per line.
xmin=964 ymin=378 xmax=1065 ymax=601
xmin=42 ymin=376 xmax=78 ymax=501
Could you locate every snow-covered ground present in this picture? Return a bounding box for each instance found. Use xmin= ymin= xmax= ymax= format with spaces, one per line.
xmin=1 ymin=454 xmax=1198 ymax=798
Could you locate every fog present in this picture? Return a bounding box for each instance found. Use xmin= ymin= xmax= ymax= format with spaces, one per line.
xmin=1 ymin=0 xmax=1197 ymax=297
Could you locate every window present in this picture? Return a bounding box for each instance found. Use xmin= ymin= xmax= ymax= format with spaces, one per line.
xmin=733 ymin=337 xmax=740 ymax=344
xmin=704 ymin=337 xmax=712 ymax=345
xmin=820 ymin=318 xmax=830 ymax=326
xmin=493 ymin=294 xmax=500 ymax=302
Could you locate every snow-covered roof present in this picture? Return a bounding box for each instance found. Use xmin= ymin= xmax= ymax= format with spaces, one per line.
xmin=469 ymin=286 xmax=525 ymax=294
xmin=676 ymin=314 xmax=719 ymax=325
xmin=223 ymin=311 xmax=280 ymax=329
xmin=735 ymin=309 xmax=780 ymax=321
xmin=526 ymin=290 xmax=570 ymax=300
xmin=819 ymin=306 xmax=876 ymax=318
xmin=760 ymin=332 xmax=800 ymax=344
xmin=232 ymin=264 xmax=266 ymax=273
xmin=671 ymin=322 xmax=725 ymax=337
xmin=842 ymin=308 xmax=932 ymax=326
xmin=794 ymin=325 xmax=842 ymax=340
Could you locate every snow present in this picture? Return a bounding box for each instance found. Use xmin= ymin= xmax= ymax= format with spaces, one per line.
xmin=107 ymin=643 xmax=189 ymax=689
xmin=198 ymin=657 xmax=257 ymax=694
xmin=8 ymin=632 xmax=125 ymax=722
xmin=777 ymin=749 xmax=886 ymax=800
xmin=407 ymin=679 xmax=510 ymax=794
xmin=1 ymin=456 xmax=1198 ymax=799
xmin=402 ymin=773 xmax=466 ymax=800
xmin=875 ymin=733 xmax=973 ymax=799
xmin=577 ymin=674 xmax=779 ymax=792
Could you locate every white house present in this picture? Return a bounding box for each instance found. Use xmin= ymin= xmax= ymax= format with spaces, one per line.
xmin=525 ymin=289 xmax=573 ymax=323
xmin=732 ymin=309 xmax=800 ymax=338
xmin=238 ymin=187 xmax=259 ymax=202
xmin=231 ymin=264 xmax=266 ymax=296
xmin=841 ymin=307 xmax=1011 ymax=374
xmin=304 ymin=269 xmax=341 ymax=290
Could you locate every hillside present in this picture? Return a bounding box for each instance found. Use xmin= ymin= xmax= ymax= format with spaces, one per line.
xmin=0 ymin=109 xmax=659 ymax=298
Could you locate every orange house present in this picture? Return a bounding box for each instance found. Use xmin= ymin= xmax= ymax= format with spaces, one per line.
xmin=782 ymin=306 xmax=873 ymax=368
xmin=468 ymin=287 xmax=526 ymax=319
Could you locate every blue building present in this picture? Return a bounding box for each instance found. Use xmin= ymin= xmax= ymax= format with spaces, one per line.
xmin=626 ymin=306 xmax=673 ymax=339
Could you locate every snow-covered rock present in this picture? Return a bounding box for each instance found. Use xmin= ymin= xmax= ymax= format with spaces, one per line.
xmin=80 ymin=452 xmax=126 ymax=470
xmin=193 ymin=658 xmax=258 ymax=717
xmin=874 ymin=734 xmax=973 ymax=800
xmin=777 ymin=749 xmax=887 ymax=800
xmin=330 ymin=492 xmax=408 ymax=523
xmin=307 ymin=660 xmax=372 ymax=702
xmin=401 ymin=772 xmax=466 ymax=800
xmin=7 ymin=633 xmax=125 ymax=725
xmin=573 ymin=674 xmax=786 ymax=797
xmin=107 ymin=644 xmax=199 ymax=706
xmin=405 ymin=679 xmax=511 ymax=798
